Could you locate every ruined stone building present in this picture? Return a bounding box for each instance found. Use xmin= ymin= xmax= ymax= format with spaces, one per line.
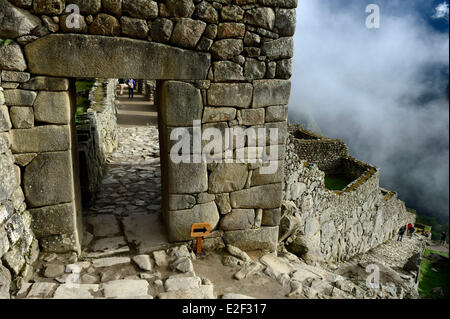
xmin=0 ymin=0 xmax=413 ymax=298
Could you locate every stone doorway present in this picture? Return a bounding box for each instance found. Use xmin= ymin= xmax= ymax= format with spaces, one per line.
xmin=79 ymin=79 xmax=171 ymax=257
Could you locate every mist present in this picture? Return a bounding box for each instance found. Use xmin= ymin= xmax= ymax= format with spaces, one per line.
xmin=289 ymin=1 xmax=449 ymax=221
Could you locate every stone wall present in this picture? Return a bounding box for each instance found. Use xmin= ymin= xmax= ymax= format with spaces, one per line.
xmin=0 ymin=0 xmax=299 ymax=259
xmin=288 ymin=125 xmax=348 ymax=172
xmin=1 ymin=77 xmax=39 ymax=299
xmin=76 ymin=78 xmax=118 ymax=206
xmin=282 ymin=132 xmax=416 ymax=263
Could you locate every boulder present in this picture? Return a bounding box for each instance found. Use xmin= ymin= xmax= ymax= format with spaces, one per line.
xmin=120 ymin=17 xmax=149 ymax=39
xmin=230 ymin=183 xmax=282 ymax=209
xmin=167 ymin=202 xmax=220 ymax=241
xmin=122 ymin=0 xmax=158 ymax=19
xmin=23 ymin=151 xmax=73 ymax=207
xmin=170 ymin=18 xmax=206 ymax=49
xmin=220 ymin=209 xmax=255 ymax=231
xmin=34 ymin=91 xmax=70 ymax=124
xmin=244 ymin=7 xmax=275 ymax=30
xmin=160 ymin=81 xmax=202 ymax=127
xmin=68 ymin=0 xmax=101 ymax=15
xmin=10 ymin=125 xmax=70 ymax=153
xmin=208 ymin=163 xmax=248 ymax=193
xmin=89 ymin=13 xmax=121 ymax=36
xmin=223 ymin=226 xmax=278 ymax=252
xmin=9 ymin=107 xmax=34 ymax=129
xmin=166 ymin=0 xmax=195 ymax=18
xmin=210 ymin=39 xmax=243 ymax=60
xmin=29 ymin=203 xmax=76 ymax=238
xmin=0 ymin=0 xmax=41 ymax=38
xmin=207 ymin=83 xmax=252 ymax=108
xmin=252 ymin=80 xmax=291 ymax=108
xmin=3 ymin=89 xmax=36 ymax=106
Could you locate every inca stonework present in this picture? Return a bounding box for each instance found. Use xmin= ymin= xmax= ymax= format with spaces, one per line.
xmin=281 ymin=127 xmax=415 ymax=263
xmin=0 ymin=0 xmax=416 ymax=299
xmin=0 ymin=0 xmax=296 ymax=293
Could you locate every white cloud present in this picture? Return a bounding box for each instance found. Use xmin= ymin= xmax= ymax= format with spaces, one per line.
xmin=290 ymin=1 xmax=449 ymax=220
xmin=432 ymin=2 xmax=449 ymax=20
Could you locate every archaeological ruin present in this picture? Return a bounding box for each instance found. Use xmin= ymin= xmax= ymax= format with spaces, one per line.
xmin=0 ymin=0 xmax=416 ymax=299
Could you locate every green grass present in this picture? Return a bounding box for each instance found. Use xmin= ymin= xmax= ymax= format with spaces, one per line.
xmin=324 ymin=174 xmax=353 ymax=191
xmin=418 ymin=249 xmax=449 ymax=299
xmin=76 ymin=80 xmax=94 ymax=92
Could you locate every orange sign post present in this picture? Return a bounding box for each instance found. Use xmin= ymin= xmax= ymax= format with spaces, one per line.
xmin=190 ymin=223 xmax=211 ymax=255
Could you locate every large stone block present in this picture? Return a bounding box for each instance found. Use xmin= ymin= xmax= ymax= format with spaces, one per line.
xmin=210 ymin=39 xmax=243 ymax=60
xmin=202 ymin=107 xmax=236 ymax=123
xmin=0 ymin=263 xmax=11 ymax=299
xmin=25 ymin=34 xmax=211 ymax=80
xmin=10 ymin=125 xmax=70 ymax=153
xmin=223 ymin=226 xmax=278 ymax=252
xmin=68 ymin=0 xmax=101 ymax=15
xmin=120 ymin=17 xmax=149 ymax=39
xmin=9 ymin=106 xmax=34 ymax=129
xmin=160 ymin=81 xmax=202 ymax=127
xmin=168 ymin=201 xmax=219 ymax=241
xmin=244 ymin=7 xmax=275 ymax=30
xmin=195 ymin=1 xmax=218 ymax=24
xmin=251 ymin=161 xmax=284 ymax=186
xmin=261 ymin=208 xmax=281 ymax=226
xmin=20 ymin=76 xmax=69 ymax=91
xmin=171 ymin=18 xmax=206 ymax=49
xmin=23 ymin=151 xmax=74 ymax=207
xmin=275 ymin=9 xmax=296 ymax=36
xmin=0 ymin=0 xmax=41 ymax=38
xmin=220 ymin=209 xmax=255 ymax=231
xmin=3 ymin=89 xmax=36 ymax=106
xmin=252 ymin=80 xmax=291 ymax=108
xmin=230 ymin=183 xmax=282 ymax=209
xmin=262 ymin=37 xmax=294 ymax=60
xmin=150 ymin=18 xmax=174 ymax=43
xmin=0 ymin=43 xmax=27 ymax=72
xmin=102 ymin=0 xmax=122 ymax=17
xmin=39 ymin=233 xmax=79 ymax=253
xmin=207 ymin=83 xmax=252 ymax=108
xmin=0 ymin=153 xmax=18 ymax=202
xmin=1 ymin=71 xmax=30 ymax=83
xmin=34 ymin=91 xmax=70 ymax=124
xmin=0 ymin=106 xmax=12 ymax=132
xmin=208 ymin=163 xmax=248 ymax=193
xmin=123 ymin=0 xmax=158 ymax=19
xmin=33 ymin=0 xmax=65 ymax=14
xmin=168 ymin=194 xmax=196 ymax=211
xmin=90 ymin=13 xmax=121 ymax=36
xmin=265 ymin=105 xmax=288 ymax=122
xmin=168 ymin=161 xmax=208 ymax=194
xmin=166 ymin=0 xmax=195 ymax=18
xmin=29 ymin=203 xmax=76 ymax=238
xmin=213 ymin=61 xmax=244 ymax=82
xmin=0 ymin=226 xmax=9 ymax=258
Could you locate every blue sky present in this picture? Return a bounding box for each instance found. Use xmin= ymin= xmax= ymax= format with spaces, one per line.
xmin=290 ymin=1 xmax=449 ymax=221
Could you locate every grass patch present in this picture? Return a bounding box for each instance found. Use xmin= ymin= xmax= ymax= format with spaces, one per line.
xmin=418 ymin=249 xmax=449 ymax=299
xmin=324 ymin=174 xmax=353 ymax=191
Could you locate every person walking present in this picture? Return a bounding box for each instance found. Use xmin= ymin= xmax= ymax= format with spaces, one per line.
xmin=118 ymin=79 xmax=126 ymax=95
xmin=441 ymin=232 xmax=447 ymax=245
xmin=127 ymin=78 xmax=136 ymax=99
xmin=409 ymin=225 xmax=415 ymax=237
xmin=398 ymin=225 xmax=406 ymax=241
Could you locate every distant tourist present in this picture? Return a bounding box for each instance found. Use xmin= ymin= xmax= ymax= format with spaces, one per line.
xmin=409 ymin=225 xmax=415 ymax=237
xmin=398 ymin=225 xmax=406 ymax=241
xmin=127 ymin=79 xmax=136 ymax=99
xmin=441 ymin=232 xmax=447 ymax=245
xmin=118 ymin=79 xmax=126 ymax=95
